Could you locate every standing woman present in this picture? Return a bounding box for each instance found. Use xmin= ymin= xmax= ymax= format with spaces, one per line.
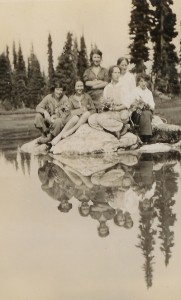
xmin=83 ymin=49 xmax=108 ymax=111
xmin=117 ymin=57 xmax=136 ymax=107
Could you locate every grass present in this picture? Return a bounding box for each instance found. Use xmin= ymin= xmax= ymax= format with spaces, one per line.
xmin=154 ymin=94 xmax=181 ymax=125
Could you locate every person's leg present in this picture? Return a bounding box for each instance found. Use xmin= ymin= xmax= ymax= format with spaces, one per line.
xmin=62 ymin=111 xmax=91 ymax=138
xmin=35 ymin=113 xmax=50 ymax=136
xmin=51 ymin=115 xmax=79 ymax=146
xmin=88 ymin=113 xmax=103 ymax=131
xmin=139 ymin=110 xmax=153 ymax=143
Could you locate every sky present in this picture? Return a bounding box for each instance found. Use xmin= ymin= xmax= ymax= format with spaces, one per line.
xmin=0 ymin=0 xmax=180 ymax=74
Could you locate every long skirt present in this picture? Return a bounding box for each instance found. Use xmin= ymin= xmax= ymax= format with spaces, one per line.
xmin=88 ymin=110 xmax=129 ymax=132
xmin=139 ymin=110 xmax=153 ymax=136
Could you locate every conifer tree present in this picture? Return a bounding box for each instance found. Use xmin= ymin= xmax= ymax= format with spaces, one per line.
xmin=72 ymin=37 xmax=79 ymax=80
xmin=149 ymin=0 xmax=179 ymax=93
xmin=47 ymin=33 xmax=55 ymax=89
xmin=27 ymin=48 xmax=44 ymax=107
xmin=77 ymin=35 xmax=89 ymax=80
xmin=12 ymin=41 xmax=17 ymax=71
xmin=129 ymin=0 xmax=151 ymax=73
xmin=13 ymin=43 xmax=27 ymax=107
xmin=0 ymin=53 xmax=13 ymax=109
xmin=55 ymin=32 xmax=77 ymax=95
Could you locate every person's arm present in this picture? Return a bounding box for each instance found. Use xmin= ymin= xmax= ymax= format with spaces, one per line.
xmin=92 ymin=81 xmax=108 ymax=89
xmin=148 ymin=92 xmax=155 ymax=110
xmin=36 ymin=96 xmax=51 ymax=121
xmin=86 ymin=94 xmax=96 ymax=114
xmin=68 ymin=96 xmax=87 ymax=116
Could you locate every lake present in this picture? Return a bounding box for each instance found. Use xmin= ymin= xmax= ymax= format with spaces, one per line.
xmin=0 ymin=131 xmax=181 ymax=300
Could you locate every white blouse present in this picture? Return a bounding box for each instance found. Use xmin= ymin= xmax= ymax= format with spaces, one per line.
xmin=132 ymin=86 xmax=155 ymax=110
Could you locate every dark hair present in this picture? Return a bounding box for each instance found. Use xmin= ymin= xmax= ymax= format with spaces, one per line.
xmin=50 ymin=81 xmax=65 ymax=93
xmin=136 ymin=73 xmax=150 ymax=84
xmin=58 ymin=202 xmax=72 ymax=213
xmin=108 ymin=65 xmax=120 ymax=81
xmin=117 ymin=57 xmax=129 ymax=66
xmin=90 ymin=49 xmax=103 ymax=64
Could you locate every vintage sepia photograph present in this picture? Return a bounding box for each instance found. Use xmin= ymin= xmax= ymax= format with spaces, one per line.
xmin=0 ymin=0 xmax=181 ymax=299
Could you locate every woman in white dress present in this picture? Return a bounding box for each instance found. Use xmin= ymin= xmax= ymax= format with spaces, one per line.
xmin=117 ymin=57 xmax=136 ymax=107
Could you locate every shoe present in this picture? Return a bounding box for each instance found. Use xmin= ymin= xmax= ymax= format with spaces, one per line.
xmin=37 ymin=134 xmax=53 ymax=145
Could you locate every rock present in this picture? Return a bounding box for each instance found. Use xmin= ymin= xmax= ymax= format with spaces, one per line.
xmin=20 ymin=119 xmax=181 ymax=156
xmin=51 ymin=124 xmax=138 ymax=155
xmin=20 ymin=138 xmax=48 ymax=155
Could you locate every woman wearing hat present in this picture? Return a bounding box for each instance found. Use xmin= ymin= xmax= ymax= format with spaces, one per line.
xmin=34 ymin=82 xmax=72 ymax=144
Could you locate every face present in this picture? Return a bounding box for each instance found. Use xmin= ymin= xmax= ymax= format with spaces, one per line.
xmin=98 ymin=224 xmax=109 ymax=237
xmin=92 ymin=54 xmax=102 ymax=66
xmin=80 ymin=202 xmax=90 ymax=216
xmin=115 ymin=211 xmax=125 ymax=226
xmin=139 ymin=78 xmax=148 ymax=90
xmin=111 ymin=67 xmax=121 ymax=82
xmin=75 ymin=81 xmax=84 ymax=94
xmin=118 ymin=59 xmax=128 ymax=74
xmin=142 ymin=198 xmax=151 ymax=210
xmin=54 ymin=87 xmax=63 ymax=99
xmin=124 ymin=214 xmax=133 ymax=229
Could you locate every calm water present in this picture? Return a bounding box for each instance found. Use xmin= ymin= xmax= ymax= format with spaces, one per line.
xmin=0 ymin=138 xmax=181 ymax=300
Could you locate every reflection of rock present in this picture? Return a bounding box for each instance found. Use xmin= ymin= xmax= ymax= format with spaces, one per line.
xmin=52 ymin=124 xmax=137 ymax=155
xmin=51 ymin=152 xmax=139 ymax=176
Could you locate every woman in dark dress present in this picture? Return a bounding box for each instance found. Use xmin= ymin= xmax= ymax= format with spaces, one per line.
xmin=83 ymin=49 xmax=108 ymax=111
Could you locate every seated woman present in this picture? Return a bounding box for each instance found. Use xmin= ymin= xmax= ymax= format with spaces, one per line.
xmin=83 ymin=48 xmax=108 ymax=111
xmin=35 ymin=81 xmax=72 ymax=144
xmin=130 ymin=74 xmax=155 ymax=144
xmin=88 ymin=65 xmax=130 ymax=139
xmin=51 ymin=80 xmax=96 ymax=146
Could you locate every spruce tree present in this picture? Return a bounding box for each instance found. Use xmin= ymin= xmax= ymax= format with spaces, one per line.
xmin=47 ymin=33 xmax=55 ymax=89
xmin=0 ymin=53 xmax=13 ymax=109
xmin=72 ymin=37 xmax=79 ymax=80
xmin=55 ymin=32 xmax=76 ymax=95
xmin=129 ymin=0 xmax=151 ymax=73
xmin=27 ymin=48 xmax=44 ymax=108
xmin=12 ymin=41 xmax=17 ymax=71
xmin=14 ymin=43 xmax=27 ymax=107
xmin=149 ymin=0 xmax=179 ymax=93
xmin=77 ymin=35 xmax=89 ymax=80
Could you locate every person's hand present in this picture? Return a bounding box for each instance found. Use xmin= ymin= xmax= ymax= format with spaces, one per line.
xmin=81 ymin=107 xmax=87 ymax=113
xmin=44 ymin=110 xmax=51 ymax=121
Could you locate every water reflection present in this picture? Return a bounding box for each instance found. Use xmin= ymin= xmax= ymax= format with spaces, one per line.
xmin=0 ymin=144 xmax=180 ymax=291
xmin=35 ymin=151 xmax=180 ymax=288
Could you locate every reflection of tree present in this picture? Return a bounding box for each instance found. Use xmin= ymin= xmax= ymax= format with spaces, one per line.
xmin=135 ymin=154 xmax=157 ymax=288
xmin=154 ymin=164 xmax=178 ymax=266
xmin=19 ymin=152 xmax=31 ymax=175
xmin=137 ymin=204 xmax=157 ymax=288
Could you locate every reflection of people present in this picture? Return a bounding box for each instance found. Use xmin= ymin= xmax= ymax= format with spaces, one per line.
xmin=38 ymin=160 xmax=76 ymax=213
xmin=90 ymin=202 xmax=116 ymax=237
xmin=51 ymin=80 xmax=96 ymax=146
xmin=131 ymin=74 xmax=155 ymax=144
xmin=88 ymin=66 xmax=130 ymax=138
xmin=83 ymin=49 xmax=108 ymax=111
xmin=57 ymin=194 xmax=73 ymax=213
xmin=35 ymin=82 xmax=72 ymax=144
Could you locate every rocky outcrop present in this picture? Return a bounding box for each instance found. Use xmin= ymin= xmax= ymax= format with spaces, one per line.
xmin=51 ymin=124 xmax=138 ymax=155
xmin=20 ymin=116 xmax=181 ymax=155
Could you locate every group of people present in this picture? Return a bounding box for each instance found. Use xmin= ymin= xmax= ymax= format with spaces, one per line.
xmin=35 ymin=48 xmax=155 ymax=147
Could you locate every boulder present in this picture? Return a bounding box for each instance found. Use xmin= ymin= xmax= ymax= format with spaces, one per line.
xmin=51 ymin=124 xmax=138 ymax=155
